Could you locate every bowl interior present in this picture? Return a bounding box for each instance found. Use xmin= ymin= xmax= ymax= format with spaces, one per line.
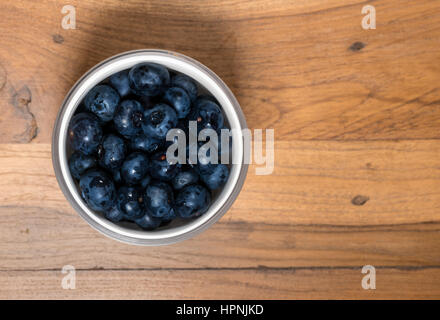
xmin=66 ymin=73 xmax=231 ymax=232
xmin=58 ymin=50 xmax=244 ymax=243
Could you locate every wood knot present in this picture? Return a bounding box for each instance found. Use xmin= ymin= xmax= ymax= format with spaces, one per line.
xmin=52 ymin=34 xmax=64 ymax=44
xmin=11 ymin=85 xmax=38 ymax=142
xmin=349 ymin=42 xmax=366 ymax=52
xmin=351 ymin=195 xmax=369 ymax=206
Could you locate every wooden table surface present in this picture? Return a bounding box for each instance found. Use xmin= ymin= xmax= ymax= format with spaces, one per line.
xmin=1 ymin=0 xmax=440 ymax=299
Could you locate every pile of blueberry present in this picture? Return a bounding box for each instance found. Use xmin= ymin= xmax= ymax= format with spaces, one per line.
xmin=67 ymin=63 xmax=230 ymax=230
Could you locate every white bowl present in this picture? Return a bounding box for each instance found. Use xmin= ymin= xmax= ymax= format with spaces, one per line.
xmin=52 ymin=49 xmax=248 ymax=245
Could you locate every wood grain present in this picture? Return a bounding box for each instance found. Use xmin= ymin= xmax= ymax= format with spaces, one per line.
xmin=2 ymin=267 xmax=440 ymax=299
xmin=1 ymin=0 xmax=440 ymax=299
xmin=3 ymin=205 xmax=440 ymax=271
xmin=2 ymin=141 xmax=440 ymax=227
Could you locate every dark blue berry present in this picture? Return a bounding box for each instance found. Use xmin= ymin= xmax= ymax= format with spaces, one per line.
xmin=140 ymin=175 xmax=151 ymax=188
xmin=194 ymin=95 xmax=218 ymax=108
xmin=128 ymin=63 xmax=170 ymax=96
xmin=112 ymin=169 xmax=122 ymax=185
xmin=175 ymin=184 xmax=211 ymax=218
xmin=189 ymin=100 xmax=224 ymax=133
xmin=98 ymin=134 xmax=127 ymax=170
xmin=84 ymin=85 xmax=120 ymax=122
xmin=121 ymin=152 xmax=149 ymax=185
xmin=198 ymin=163 xmax=229 ymax=190
xmin=68 ymin=112 xmax=103 ymax=155
xmin=130 ymin=133 xmax=164 ymax=154
xmin=116 ymin=186 xmax=144 ymax=220
xmin=142 ymin=103 xmax=177 ymax=139
xmin=113 ymin=99 xmax=144 ymax=138
xmin=68 ymin=152 xmax=97 ymax=180
xmin=171 ymin=74 xmax=198 ymax=102
xmin=144 ymin=182 xmax=175 ymax=219
xmin=105 ymin=206 xmax=124 ymax=222
xmin=172 ymin=168 xmax=199 ymax=190
xmin=134 ymin=211 xmax=162 ymax=230
xmin=109 ymin=70 xmax=131 ymax=97
xmin=149 ymin=152 xmax=180 ymax=181
xmin=163 ymin=87 xmax=191 ymax=119
xmin=79 ymin=169 xmax=116 ymax=211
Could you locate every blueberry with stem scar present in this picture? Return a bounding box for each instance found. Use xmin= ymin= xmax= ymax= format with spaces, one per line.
xmin=175 ymin=184 xmax=211 ymax=218
xmin=84 ymin=85 xmax=120 ymax=122
xmin=79 ymin=169 xmax=116 ymax=212
xmin=68 ymin=112 xmax=103 ymax=155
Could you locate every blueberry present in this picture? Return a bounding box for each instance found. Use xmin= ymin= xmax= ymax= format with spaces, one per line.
xmin=149 ymin=152 xmax=180 ymax=181
xmin=194 ymin=95 xmax=218 ymax=108
xmin=79 ymin=169 xmax=116 ymax=211
xmin=198 ymin=163 xmax=229 ymax=190
xmin=175 ymin=184 xmax=211 ymax=218
xmin=134 ymin=211 xmax=162 ymax=230
xmin=171 ymin=74 xmax=198 ymax=102
xmin=189 ymin=100 xmax=224 ymax=133
xmin=112 ymin=169 xmax=122 ymax=185
xmin=113 ymin=99 xmax=144 ymax=137
xmin=109 ymin=70 xmax=131 ymax=97
xmin=68 ymin=112 xmax=103 ymax=155
xmin=121 ymin=152 xmax=149 ymax=185
xmin=144 ymin=181 xmax=176 ymax=219
xmin=84 ymin=85 xmax=120 ymax=122
xmin=140 ymin=175 xmax=151 ymax=188
xmin=172 ymin=168 xmax=199 ymax=190
xmin=142 ymin=103 xmax=177 ymax=139
xmin=68 ymin=152 xmax=97 ymax=180
xmin=105 ymin=206 xmax=124 ymax=222
xmin=163 ymin=87 xmax=191 ymax=119
xmin=128 ymin=63 xmax=170 ymax=96
xmin=130 ymin=134 xmax=164 ymax=154
xmin=196 ymin=161 xmax=215 ymax=176
xmin=98 ymin=134 xmax=127 ymax=170
xmin=116 ymin=186 xmax=144 ymax=220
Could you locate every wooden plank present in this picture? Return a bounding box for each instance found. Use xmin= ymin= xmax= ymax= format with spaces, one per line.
xmin=1 ymin=267 xmax=440 ymax=299
xmin=1 ymin=142 xmax=440 ymax=271
xmin=1 ymin=0 xmax=440 ymax=143
xmin=2 ymin=205 xmax=440 ymax=270
xmin=2 ymin=141 xmax=440 ymax=226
